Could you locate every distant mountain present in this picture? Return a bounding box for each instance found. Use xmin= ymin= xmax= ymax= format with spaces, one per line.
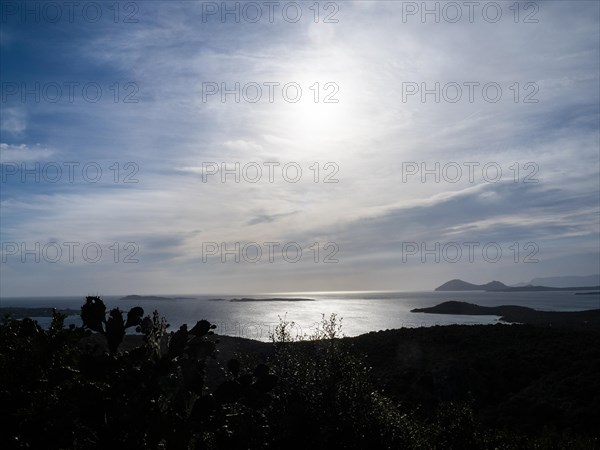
xmin=494 ymin=285 xmax=600 ymax=292
xmin=435 ymin=279 xmax=600 ymax=292
xmin=528 ymin=275 xmax=600 ymax=288
xmin=434 ymin=279 xmax=508 ymax=291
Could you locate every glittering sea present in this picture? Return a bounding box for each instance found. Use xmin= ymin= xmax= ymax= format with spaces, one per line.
xmin=2 ymin=290 xmax=598 ymax=342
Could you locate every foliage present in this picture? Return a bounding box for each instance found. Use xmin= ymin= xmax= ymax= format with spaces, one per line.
xmin=0 ymin=296 xmax=276 ymax=450
xmin=268 ymin=313 xmax=421 ymax=449
xmin=266 ymin=315 xmax=599 ymax=450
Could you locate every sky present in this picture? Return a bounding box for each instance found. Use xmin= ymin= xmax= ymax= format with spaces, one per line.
xmin=1 ymin=0 xmax=599 ymax=296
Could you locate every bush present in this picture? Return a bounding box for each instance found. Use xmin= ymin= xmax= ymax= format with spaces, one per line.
xmin=267 ymin=313 xmax=423 ymax=449
xmin=0 ymin=297 xmax=276 ymax=450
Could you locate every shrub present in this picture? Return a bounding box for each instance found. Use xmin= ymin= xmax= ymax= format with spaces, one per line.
xmin=0 ymin=297 xmax=276 ymax=450
xmin=267 ymin=313 xmax=422 ymax=450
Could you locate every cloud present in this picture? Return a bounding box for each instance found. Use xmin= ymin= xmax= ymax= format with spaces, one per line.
xmin=1 ymin=1 xmax=598 ymax=295
xmin=0 ymin=108 xmax=26 ymax=136
xmin=0 ymin=143 xmax=54 ymax=163
xmin=246 ymin=211 xmax=299 ymax=226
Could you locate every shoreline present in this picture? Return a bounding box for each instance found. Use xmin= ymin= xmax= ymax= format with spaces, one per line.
xmin=411 ymin=301 xmax=600 ymax=329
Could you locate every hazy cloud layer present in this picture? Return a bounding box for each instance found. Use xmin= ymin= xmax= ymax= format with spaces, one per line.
xmin=1 ymin=1 xmax=598 ymax=295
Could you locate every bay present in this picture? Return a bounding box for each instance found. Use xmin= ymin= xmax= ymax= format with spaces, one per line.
xmin=1 ymin=291 xmax=598 ymax=342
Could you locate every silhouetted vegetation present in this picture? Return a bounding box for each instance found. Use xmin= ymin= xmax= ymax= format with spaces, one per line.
xmin=1 ymin=297 xmax=598 ymax=449
xmin=1 ymin=297 xmax=275 ymax=449
xmin=350 ymin=324 xmax=600 ymax=449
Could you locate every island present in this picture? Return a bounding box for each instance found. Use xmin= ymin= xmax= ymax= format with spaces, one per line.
xmin=435 ymin=279 xmax=600 ymax=292
xmin=411 ymin=301 xmax=600 ymax=327
xmin=434 ymin=279 xmax=508 ymax=291
xmin=120 ymin=295 xmax=195 ymax=301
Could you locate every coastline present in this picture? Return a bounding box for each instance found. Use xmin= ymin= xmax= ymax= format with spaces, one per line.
xmin=411 ymin=301 xmax=600 ymax=329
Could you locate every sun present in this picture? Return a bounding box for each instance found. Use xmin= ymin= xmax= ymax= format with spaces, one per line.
xmin=267 ymin=73 xmax=363 ymax=157
xmin=255 ymin=38 xmax=370 ymax=157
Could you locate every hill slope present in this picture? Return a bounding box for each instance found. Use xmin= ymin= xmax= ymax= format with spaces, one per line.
xmin=434 ymin=279 xmax=508 ymax=291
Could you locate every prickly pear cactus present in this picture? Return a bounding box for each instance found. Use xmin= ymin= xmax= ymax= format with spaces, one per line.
xmin=80 ymin=295 xmax=106 ymax=333
xmin=80 ymin=296 xmax=145 ymax=355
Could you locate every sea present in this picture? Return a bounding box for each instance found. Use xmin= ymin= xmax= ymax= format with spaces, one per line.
xmin=1 ymin=291 xmax=599 ymax=342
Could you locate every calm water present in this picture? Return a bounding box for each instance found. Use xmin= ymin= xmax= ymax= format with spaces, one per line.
xmin=2 ymin=291 xmax=599 ymax=342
